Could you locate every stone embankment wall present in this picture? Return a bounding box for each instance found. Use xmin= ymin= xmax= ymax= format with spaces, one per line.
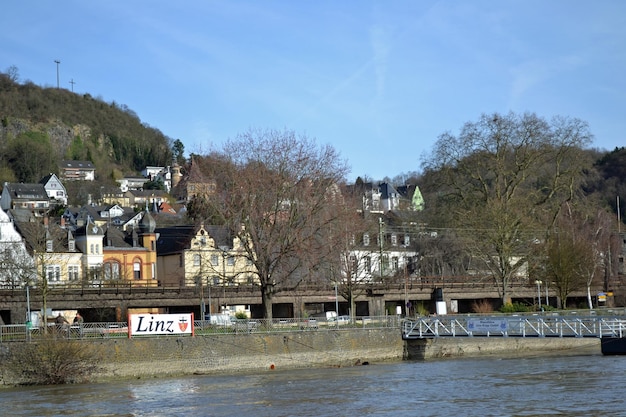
xmin=1 ymin=330 xmax=603 ymax=385
xmin=96 ymin=331 xmax=602 ymax=379
xmin=96 ymin=329 xmax=404 ymax=380
xmin=405 ymin=336 xmax=601 ymax=360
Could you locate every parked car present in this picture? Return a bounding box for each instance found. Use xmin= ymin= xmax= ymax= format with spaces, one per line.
xmin=328 ymin=315 xmax=350 ymax=325
xmin=301 ymin=318 xmax=318 ymax=330
xmin=206 ymin=314 xmax=234 ymax=327
xmin=233 ymin=319 xmax=258 ymax=333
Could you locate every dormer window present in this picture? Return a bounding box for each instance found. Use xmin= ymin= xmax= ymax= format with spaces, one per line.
xmin=46 ymin=240 xmax=53 ymax=252
xmin=68 ymin=240 xmax=75 ymax=252
xmin=363 ymin=233 xmax=370 ymax=246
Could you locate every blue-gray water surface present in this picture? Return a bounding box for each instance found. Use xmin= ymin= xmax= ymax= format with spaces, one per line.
xmin=2 ymin=353 xmax=625 ymax=417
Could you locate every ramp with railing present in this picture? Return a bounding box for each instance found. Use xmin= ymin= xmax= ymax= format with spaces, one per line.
xmin=401 ymin=315 xmax=626 ymax=340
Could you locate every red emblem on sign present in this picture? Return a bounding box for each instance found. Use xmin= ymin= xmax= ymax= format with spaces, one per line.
xmin=178 ymin=317 xmax=188 ymax=332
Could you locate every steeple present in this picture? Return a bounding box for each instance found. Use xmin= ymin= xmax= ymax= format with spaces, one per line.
xmin=139 ymin=210 xmax=156 ymax=234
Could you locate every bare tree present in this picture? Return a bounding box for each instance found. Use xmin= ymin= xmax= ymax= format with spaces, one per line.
xmin=209 ymin=128 xmax=349 ymax=319
xmin=541 ymin=204 xmax=616 ymax=309
xmin=13 ymin=219 xmax=79 ymax=329
xmin=323 ymin=200 xmax=380 ymax=317
xmin=422 ymin=112 xmax=592 ymax=305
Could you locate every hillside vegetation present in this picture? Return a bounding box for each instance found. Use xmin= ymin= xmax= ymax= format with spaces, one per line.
xmin=0 ymin=67 xmax=173 ymax=185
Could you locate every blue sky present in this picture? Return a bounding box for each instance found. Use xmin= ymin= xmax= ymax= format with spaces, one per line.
xmin=2 ymin=1 xmax=625 ymax=181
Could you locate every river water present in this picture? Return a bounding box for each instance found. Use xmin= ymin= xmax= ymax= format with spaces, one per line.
xmin=1 ymin=353 xmax=625 ymax=417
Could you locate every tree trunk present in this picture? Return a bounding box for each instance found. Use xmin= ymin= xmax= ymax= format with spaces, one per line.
xmin=261 ymin=284 xmax=273 ymax=320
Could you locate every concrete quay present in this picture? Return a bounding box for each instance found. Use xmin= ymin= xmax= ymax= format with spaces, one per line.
xmin=0 ymin=329 xmax=601 ymax=385
xmin=93 ymin=330 xmax=603 ymax=381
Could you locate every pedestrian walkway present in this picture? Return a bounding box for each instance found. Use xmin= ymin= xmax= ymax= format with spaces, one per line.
xmin=401 ymin=314 xmax=626 ymax=340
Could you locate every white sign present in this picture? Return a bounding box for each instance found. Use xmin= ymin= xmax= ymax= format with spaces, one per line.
xmin=130 ymin=313 xmax=194 ymax=337
xmin=467 ymin=318 xmax=508 ymax=333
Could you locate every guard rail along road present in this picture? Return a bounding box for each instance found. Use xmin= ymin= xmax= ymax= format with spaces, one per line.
xmin=0 ymin=316 xmax=400 ymax=343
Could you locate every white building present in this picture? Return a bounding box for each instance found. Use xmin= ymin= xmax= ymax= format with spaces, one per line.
xmin=0 ymin=208 xmax=35 ymax=287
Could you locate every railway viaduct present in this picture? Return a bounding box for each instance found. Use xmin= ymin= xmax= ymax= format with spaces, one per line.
xmin=0 ymin=279 xmax=608 ymax=324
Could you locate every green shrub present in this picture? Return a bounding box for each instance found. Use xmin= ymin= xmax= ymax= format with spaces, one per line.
xmin=499 ymin=302 xmax=532 ymax=313
xmin=2 ymin=337 xmax=102 ymax=385
xmin=414 ymin=302 xmax=430 ymax=317
xmin=471 ymin=299 xmax=494 ymax=314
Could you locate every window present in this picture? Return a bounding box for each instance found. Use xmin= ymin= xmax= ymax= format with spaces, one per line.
xmin=46 ymin=265 xmax=61 ymax=282
xmin=90 ymin=266 xmax=101 ymax=281
xmin=46 ymin=240 xmax=53 ymax=252
xmin=404 ymin=235 xmax=410 ymax=246
xmin=365 ymin=256 xmax=372 ymax=273
xmin=391 ymin=234 xmax=398 ymax=246
xmin=134 ymin=261 xmax=142 ymax=280
xmin=193 ymin=254 xmax=201 ymax=266
xmin=381 ymin=255 xmax=389 ymax=273
xmin=104 ymin=262 xmax=120 ymax=280
xmin=68 ymin=240 xmax=75 ymax=252
xmin=227 ymin=256 xmax=235 ymax=266
xmin=152 ymin=263 xmax=156 ymax=279
xmin=90 ymin=244 xmax=94 ymax=254
xmin=211 ymin=254 xmax=219 ymax=266
xmin=363 ymin=233 xmax=370 ymax=246
xmin=392 ymin=256 xmax=399 ymax=272
xmin=349 ymin=255 xmax=357 ymax=273
xmin=68 ymin=265 xmax=79 ymax=281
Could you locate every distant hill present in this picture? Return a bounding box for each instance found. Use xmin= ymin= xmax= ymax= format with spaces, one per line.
xmin=0 ymin=68 xmax=173 ymax=185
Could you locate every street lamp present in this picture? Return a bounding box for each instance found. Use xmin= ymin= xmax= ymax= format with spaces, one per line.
xmin=25 ymin=284 xmax=31 ymax=323
xmin=535 ymin=280 xmax=543 ymax=311
xmin=334 ymin=282 xmax=339 ymax=321
xmin=207 ymin=277 xmax=212 ymax=319
xmin=198 ymin=276 xmax=206 ymax=319
xmin=221 ymin=250 xmax=227 ymax=313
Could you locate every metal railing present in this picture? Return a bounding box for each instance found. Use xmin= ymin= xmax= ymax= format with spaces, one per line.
xmin=0 ymin=316 xmax=402 ymax=343
xmin=402 ymin=315 xmax=626 ymax=339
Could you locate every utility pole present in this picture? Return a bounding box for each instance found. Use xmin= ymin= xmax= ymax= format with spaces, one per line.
xmin=378 ymin=217 xmax=384 ymax=278
xmin=54 ymin=60 xmax=61 ymax=89
xmin=69 ymin=79 xmax=76 ymax=92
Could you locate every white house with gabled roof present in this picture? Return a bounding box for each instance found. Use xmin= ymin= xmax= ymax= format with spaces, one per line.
xmin=39 ymin=173 xmax=67 ymax=206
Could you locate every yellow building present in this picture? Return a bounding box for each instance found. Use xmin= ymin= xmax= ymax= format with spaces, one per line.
xmin=101 ymin=211 xmax=158 ymax=287
xmin=156 ymin=223 xmax=257 ymax=288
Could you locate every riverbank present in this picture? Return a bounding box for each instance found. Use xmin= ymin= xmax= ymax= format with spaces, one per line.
xmin=406 ymin=336 xmax=601 ymax=360
xmin=96 ymin=331 xmax=601 ymax=380
xmin=95 ymin=328 xmax=404 ymax=381
xmin=1 ymin=329 xmax=603 ymax=385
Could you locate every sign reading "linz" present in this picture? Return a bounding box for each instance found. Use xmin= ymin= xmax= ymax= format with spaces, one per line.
xmin=129 ymin=313 xmax=194 ymax=337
